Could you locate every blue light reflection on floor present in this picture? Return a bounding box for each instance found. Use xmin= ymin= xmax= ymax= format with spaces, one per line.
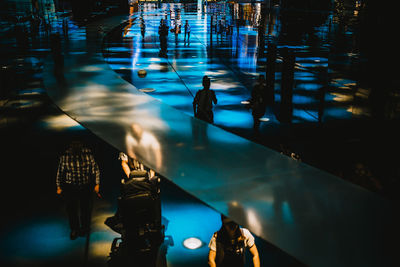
xmin=0 ymin=218 xmax=76 ymax=261
xmin=162 ymin=202 xmax=221 ymax=265
xmin=214 ymin=109 xmax=253 ymax=129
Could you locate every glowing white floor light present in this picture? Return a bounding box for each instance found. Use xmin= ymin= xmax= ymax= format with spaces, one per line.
xmin=183 ymin=237 xmax=202 ymax=250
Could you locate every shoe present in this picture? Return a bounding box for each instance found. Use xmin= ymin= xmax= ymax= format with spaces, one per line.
xmin=70 ymin=230 xmax=78 ymax=240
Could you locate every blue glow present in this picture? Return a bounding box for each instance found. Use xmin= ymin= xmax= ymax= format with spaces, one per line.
xmin=217 ymin=93 xmax=251 ymax=106
xmin=162 ymin=203 xmax=221 ymax=262
xmin=296 ymin=57 xmax=328 ymax=63
xmin=0 ymin=219 xmax=75 ymax=261
xmin=213 ymin=109 xmax=253 ymax=128
xmin=296 ymin=76 xmax=316 ymax=82
xmin=292 ymin=95 xmax=315 ymax=104
xmin=282 ymin=201 xmax=295 ymax=224
xmin=298 ymin=63 xmax=328 ymax=68
xmin=297 ymin=83 xmax=321 ymax=91
xmin=107 ymin=47 xmax=131 ymax=52
xmin=155 ymin=94 xmax=192 ymax=107
xmin=324 ymin=107 xmax=352 ymax=119
xmin=105 ymin=57 xmax=133 ymax=63
xmin=108 ymin=63 xmax=131 ymax=70
xmin=292 ymin=109 xmax=318 ymax=122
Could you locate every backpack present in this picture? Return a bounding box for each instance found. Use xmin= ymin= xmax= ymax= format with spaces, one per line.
xmin=197 ymin=89 xmax=214 ymax=112
xmin=215 ymin=229 xmax=246 ymax=267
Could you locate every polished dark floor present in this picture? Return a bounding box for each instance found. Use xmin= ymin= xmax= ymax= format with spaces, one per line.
xmin=1 ymin=1 xmax=400 ymax=266
xmin=0 ymin=74 xmax=301 ymax=267
xmin=0 ymin=2 xmax=307 ymax=266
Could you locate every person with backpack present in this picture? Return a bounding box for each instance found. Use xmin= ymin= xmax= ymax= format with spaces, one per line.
xmin=193 ymin=75 xmax=218 ymax=123
xmin=208 ymin=215 xmax=260 ymax=267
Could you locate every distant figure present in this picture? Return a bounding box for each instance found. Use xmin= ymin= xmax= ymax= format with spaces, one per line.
xmin=174 ymin=21 xmax=180 ymax=44
xmin=217 ymin=20 xmax=223 ymax=42
xmin=56 ymin=139 xmax=100 ymax=240
xmin=193 ymin=75 xmax=218 ymax=123
xmin=158 ymin=19 xmax=169 ymax=57
xmin=250 ymin=75 xmax=267 ymax=132
xmin=140 ymin=17 xmax=146 ymax=39
xmin=184 ymin=20 xmax=191 ymax=44
xmin=208 ymin=215 xmax=260 ymax=267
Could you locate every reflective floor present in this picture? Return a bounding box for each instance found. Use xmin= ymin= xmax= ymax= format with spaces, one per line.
xmin=103 ymin=2 xmax=400 ymax=198
xmin=0 ymin=75 xmax=300 ymax=267
xmin=0 ymin=1 xmax=305 ymax=266
xmin=1 ymin=1 xmax=400 ymax=267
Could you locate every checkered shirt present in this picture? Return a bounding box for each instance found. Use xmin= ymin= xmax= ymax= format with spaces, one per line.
xmin=56 ymin=146 xmax=100 ymax=187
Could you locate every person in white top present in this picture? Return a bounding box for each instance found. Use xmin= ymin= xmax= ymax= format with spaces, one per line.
xmin=208 ymin=215 xmax=260 ymax=267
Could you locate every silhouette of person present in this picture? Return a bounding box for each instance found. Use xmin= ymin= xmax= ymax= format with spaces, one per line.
xmin=140 ymin=17 xmax=146 ymax=39
xmin=208 ymin=215 xmax=260 ymax=267
xmin=250 ymin=75 xmax=267 ymax=132
xmin=158 ymin=19 xmax=169 ymax=57
xmin=193 ymin=75 xmax=218 ymax=123
xmin=56 ymin=139 xmax=100 ymax=240
xmin=184 ymin=20 xmax=191 ymax=44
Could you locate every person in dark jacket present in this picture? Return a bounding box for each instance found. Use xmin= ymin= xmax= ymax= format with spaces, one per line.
xmin=250 ymin=75 xmax=267 ymax=132
xmin=193 ymin=75 xmax=218 ymax=123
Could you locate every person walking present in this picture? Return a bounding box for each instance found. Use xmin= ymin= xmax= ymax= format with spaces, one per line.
xmin=193 ymin=75 xmax=218 ymax=123
xmin=158 ymin=19 xmax=169 ymax=57
xmin=140 ymin=17 xmax=146 ymax=39
xmin=184 ymin=20 xmax=191 ymax=44
xmin=174 ymin=21 xmax=180 ymax=45
xmin=56 ymin=139 xmax=101 ymax=240
xmin=250 ymin=75 xmax=267 ymax=132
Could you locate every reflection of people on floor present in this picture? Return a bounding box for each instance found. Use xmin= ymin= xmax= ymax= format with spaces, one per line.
xmin=125 ymin=123 xmax=163 ymax=170
xmin=157 ymin=216 xmax=173 ymax=267
xmin=56 ymin=139 xmax=100 ymax=240
xmin=250 ymin=75 xmax=267 ymax=132
xmin=191 ymin=116 xmax=209 ymax=149
xmin=208 ymin=215 xmax=260 ymax=267
xmin=193 ymin=75 xmax=218 ymax=123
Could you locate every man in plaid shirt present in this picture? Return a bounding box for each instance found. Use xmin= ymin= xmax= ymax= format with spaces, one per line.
xmin=56 ymin=139 xmax=100 ymax=240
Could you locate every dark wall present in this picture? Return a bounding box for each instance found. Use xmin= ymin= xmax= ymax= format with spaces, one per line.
xmin=280 ymin=0 xmax=333 ymax=11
